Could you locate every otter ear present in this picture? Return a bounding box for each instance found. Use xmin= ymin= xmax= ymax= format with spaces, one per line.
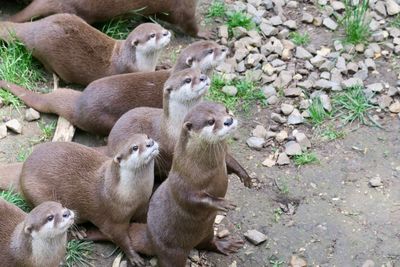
xmin=131 ymin=39 xmax=139 ymax=47
xmin=113 ymin=154 xmax=122 ymax=164
xmin=183 ymin=122 xmax=192 ymax=131
xmin=185 ymin=56 xmax=194 ymax=67
xmin=24 ymin=225 xmax=33 ymax=235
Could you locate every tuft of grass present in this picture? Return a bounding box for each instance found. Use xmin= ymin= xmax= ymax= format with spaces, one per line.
xmin=390 ymin=14 xmax=400 ymax=28
xmin=99 ymin=18 xmax=138 ymax=39
xmin=0 ymin=89 xmax=23 ymax=109
xmin=273 ymin=208 xmax=283 ymax=223
xmin=0 ymin=38 xmax=45 ymax=90
xmin=16 ymin=146 xmax=32 ymax=162
xmin=207 ymin=1 xmax=226 ymax=18
xmin=293 ymin=152 xmax=319 ymax=166
xmin=226 ymin=11 xmax=255 ymax=34
xmin=0 ymin=189 xmax=31 ymax=212
xmin=207 ymin=74 xmax=266 ymax=112
xmin=342 ymin=0 xmax=370 ymax=44
xmin=289 ymin=32 xmax=311 ymax=46
xmin=320 ymin=126 xmax=346 ymax=141
xmin=308 ymin=97 xmax=330 ymax=125
xmin=332 ymin=85 xmax=374 ymax=125
xmin=38 ymin=120 xmax=56 ymax=141
xmin=64 ymin=240 xmax=94 ymax=267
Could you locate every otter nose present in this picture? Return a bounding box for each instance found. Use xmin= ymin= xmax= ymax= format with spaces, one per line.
xmin=146 ymin=139 xmax=155 ymax=147
xmin=199 ymin=74 xmax=207 ymax=82
xmin=63 ymin=209 xmax=71 ymax=218
xmin=163 ymin=31 xmax=170 ymax=37
xmin=221 ymin=47 xmax=228 ymax=53
xmin=224 ymin=118 xmax=234 ymax=126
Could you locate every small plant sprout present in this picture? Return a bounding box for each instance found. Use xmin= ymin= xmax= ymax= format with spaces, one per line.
xmin=321 ymin=125 xmax=345 ymax=141
xmin=342 ymin=0 xmax=371 ymax=44
xmin=293 ymin=152 xmax=319 ymax=166
xmin=0 ymin=189 xmax=31 ymax=212
xmin=207 ymin=1 xmax=226 ymax=18
xmin=289 ymin=32 xmax=311 ymax=46
xmin=308 ymin=97 xmax=330 ymax=125
xmin=16 ymin=146 xmax=32 ymax=162
xmin=64 ymin=240 xmax=94 ymax=267
xmin=226 ymin=11 xmax=255 ymax=35
xmin=38 ymin=120 xmax=56 ymax=141
xmin=0 ymin=89 xmax=23 ymax=110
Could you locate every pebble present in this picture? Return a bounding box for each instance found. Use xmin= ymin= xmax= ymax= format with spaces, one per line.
xmin=252 ymin=125 xmax=267 ymax=138
xmin=0 ymin=124 xmax=7 ymax=139
xmin=5 ymin=119 xmax=22 ymax=134
xmin=271 ymin=112 xmax=287 ymax=124
xmin=362 ymin=260 xmax=375 ymax=267
xmin=222 ymin=85 xmax=238 ymax=96
xmin=295 ymin=47 xmax=312 ymax=59
xmin=378 ymin=95 xmax=393 ymax=108
xmin=302 ymin=12 xmax=314 ymax=23
xmin=331 ymin=1 xmax=345 ymax=11
xmin=246 ymin=137 xmax=266 ymax=150
xmin=294 ymin=132 xmax=311 ymax=150
xmin=367 ymin=83 xmax=383 ymax=92
xmin=386 ymin=0 xmax=400 ymax=15
xmin=323 ymin=17 xmax=338 ymax=30
xmin=262 ymin=156 xmax=276 ymax=167
xmin=217 ymin=229 xmax=230 ymax=238
xmin=244 ymin=230 xmax=267 ymax=245
xmin=284 ymin=87 xmax=302 ymax=97
xmin=260 ymin=23 xmax=278 ymax=36
xmin=369 ymin=176 xmax=383 ymax=187
xmin=290 ymin=255 xmax=307 ymax=267
xmin=277 ymin=152 xmax=291 ymax=165
xmin=341 ymin=77 xmax=364 ymax=88
xmin=276 ymin=130 xmax=288 ymax=142
xmin=214 ymin=214 xmax=225 ymax=224
xmin=262 ymin=85 xmax=276 ymax=98
xmin=389 ymin=101 xmax=400 ymax=113
xmin=267 ymin=95 xmax=279 ymax=105
xmin=285 ymin=141 xmax=302 ymax=156
xmin=24 ymin=108 xmax=41 ymax=121
xmin=281 ymin=103 xmax=294 ymax=115
xmin=218 ymin=25 xmax=229 ymax=39
xmin=287 ymin=109 xmax=304 ymax=125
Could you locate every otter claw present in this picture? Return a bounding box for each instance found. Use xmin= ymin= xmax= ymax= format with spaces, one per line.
xmin=214 ymin=237 xmax=244 ymax=255
xmin=129 ymin=254 xmax=145 ymax=267
xmin=197 ymin=30 xmax=215 ymax=40
xmin=216 ymin=200 xmax=236 ymax=212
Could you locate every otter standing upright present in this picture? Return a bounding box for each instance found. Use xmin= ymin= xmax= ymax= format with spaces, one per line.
xmin=0 ymin=200 xmax=74 ymax=267
xmin=0 ymin=14 xmax=171 ymax=85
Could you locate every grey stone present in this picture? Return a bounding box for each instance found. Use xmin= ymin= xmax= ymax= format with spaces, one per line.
xmin=375 ymin=1 xmax=387 ymax=16
xmin=275 ymin=71 xmax=293 ymax=87
xmin=319 ymin=60 xmax=335 ymax=72
xmin=287 ymin=109 xmax=304 ymax=124
xmin=24 ymin=108 xmax=41 ymax=122
xmin=294 ymin=132 xmax=311 ymax=150
xmin=0 ymin=124 xmax=7 ymax=139
xmin=320 ymin=71 xmax=330 ymax=80
xmin=284 ymin=87 xmax=302 ymax=97
xmin=389 ymin=101 xmax=400 ymax=113
xmin=5 ymin=119 xmax=22 ymax=134
xmin=285 ymin=141 xmax=302 ymax=156
xmin=302 ymin=12 xmax=314 ymax=23
xmin=234 ymin=48 xmax=249 ymax=62
xmin=346 ymin=62 xmax=359 ymax=74
xmin=310 ymin=55 xmax=326 ymax=67
xmin=222 ymin=85 xmax=238 ymax=96
xmin=260 ymin=23 xmax=278 ymax=36
xmin=252 ymin=125 xmax=268 ymax=138
xmin=320 ymin=93 xmax=332 ymax=111
xmin=275 ymin=130 xmax=288 ymax=142
xmin=369 ymin=177 xmax=383 ymax=187
xmin=336 ymin=57 xmax=347 ymax=72
xmin=218 ymin=25 xmax=229 ymax=39
xmin=365 ymin=58 xmax=376 ymax=70
xmin=267 ymin=95 xmax=279 ymax=105
xmin=284 ymin=20 xmax=297 ymax=30
xmin=281 ymin=103 xmax=294 ymax=115
xmin=295 ymin=47 xmax=312 ymax=59
xmin=341 ymin=77 xmax=364 ymax=88
xmin=244 ymin=230 xmax=267 ymax=245
xmin=314 ymin=79 xmax=336 ymax=90
xmin=386 ymin=0 xmax=400 ymax=15
xmin=270 ymin=15 xmax=283 ymax=26
xmin=377 ymin=95 xmax=393 ymax=108
xmin=323 ymin=17 xmax=338 ymax=30
xmin=277 ymin=152 xmax=290 ymax=165
xmin=367 ymin=83 xmax=383 ymax=92
xmin=262 ymin=85 xmax=276 ymax=97
xmin=334 ymin=40 xmax=344 ymax=51
xmin=246 ymin=137 xmax=266 ymax=150
xmin=331 ymin=1 xmax=345 ymax=11
xmin=271 ymin=112 xmax=287 ymax=124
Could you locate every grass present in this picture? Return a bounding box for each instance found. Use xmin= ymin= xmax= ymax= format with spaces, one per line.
xmin=64 ymin=240 xmax=94 ymax=267
xmin=0 ymin=189 xmax=31 ymax=212
xmin=99 ymin=18 xmax=139 ymax=39
xmin=332 ymin=85 xmax=375 ymax=125
xmin=293 ymin=152 xmax=319 ymax=166
xmin=320 ymin=126 xmax=346 ymax=141
xmin=341 ymin=0 xmax=370 ymax=44
xmin=273 ymin=208 xmax=283 ymax=223
xmin=226 ymin=11 xmax=255 ymax=34
xmin=0 ymin=38 xmax=45 ymax=90
xmin=16 ymin=146 xmax=32 ymax=162
xmin=0 ymin=89 xmax=23 ymax=109
xmin=207 ymin=74 xmax=266 ymax=112
xmin=38 ymin=120 xmax=56 ymax=141
xmin=308 ymin=97 xmax=330 ymax=125
xmin=390 ymin=14 xmax=400 ymax=28
xmin=207 ymin=0 xmax=226 ymax=18
xmin=289 ymin=32 xmax=311 ymax=46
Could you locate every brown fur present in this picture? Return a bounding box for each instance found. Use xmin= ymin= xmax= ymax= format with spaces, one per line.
xmin=0 ymin=163 xmax=23 ymax=193
xmin=0 ymin=14 xmax=170 ymax=85
xmin=0 ymin=200 xmax=73 ymax=267
xmin=8 ymin=0 xmax=204 ymax=37
xmin=0 ymin=41 xmax=226 ymax=136
xmin=19 ymin=137 xmax=158 ymax=266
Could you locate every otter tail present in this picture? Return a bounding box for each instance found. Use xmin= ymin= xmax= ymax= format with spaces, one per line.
xmin=0 ymin=80 xmax=79 ymax=124
xmin=0 ymin=163 xmax=22 ymax=193
xmin=0 ymin=22 xmax=21 ymax=42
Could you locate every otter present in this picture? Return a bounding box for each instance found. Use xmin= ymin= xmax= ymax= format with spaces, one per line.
xmin=0 ymin=163 xmax=22 ymax=193
xmin=7 ymin=0 xmax=210 ymax=38
xmin=0 ymin=41 xmax=227 ymax=136
xmin=0 ymin=14 xmax=171 ymax=85
xmin=86 ymin=102 xmax=244 ymax=266
xmin=19 ymin=136 xmax=159 ymax=266
xmin=0 ymin=200 xmax=74 ymax=267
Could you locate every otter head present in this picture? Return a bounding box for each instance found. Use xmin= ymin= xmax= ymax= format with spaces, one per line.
xmin=113 ymin=134 xmax=159 ymax=169
xmin=174 ymin=41 xmax=229 ymax=73
xmin=164 ymin=68 xmax=210 ymax=105
xmin=128 ymin=23 xmax=171 ymax=54
xmin=24 ymin=201 xmax=74 ymax=239
xmin=183 ymin=102 xmax=237 ymax=143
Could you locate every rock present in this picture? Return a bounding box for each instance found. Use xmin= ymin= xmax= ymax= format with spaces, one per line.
xmin=314 ymin=79 xmax=337 ymax=90
xmin=347 ymin=62 xmax=359 ymax=74
xmin=375 ymin=1 xmax=387 ymax=16
xmin=366 ymin=83 xmax=383 ymax=92
xmin=244 ymin=230 xmax=267 ymax=245
xmin=284 ymin=20 xmax=297 ymax=30
xmin=277 ymin=152 xmax=290 ymax=165
xmin=262 ymin=156 xmax=276 ymax=167
xmin=217 ymin=229 xmax=230 ymax=238
xmin=284 ymin=87 xmax=302 ymax=97
xmin=323 ymin=17 xmax=338 ymax=30
xmin=369 ymin=176 xmax=383 ymax=187
xmin=260 ymin=23 xmax=278 ymax=36
xmin=215 ymin=214 xmax=225 ymax=224
xmin=334 ymin=40 xmax=344 ymax=51
xmin=341 ymin=77 xmax=364 ymax=88
xmin=281 ymin=103 xmax=294 ymax=115
xmin=389 ymin=101 xmax=400 ymax=113
xmin=267 ymin=95 xmax=279 ymax=105
xmin=290 ymin=255 xmax=307 ymax=267
xmin=218 ymin=25 xmax=229 ymax=39
xmin=285 ymin=141 xmax=302 ymax=156
xmin=386 ymin=0 xmax=400 ymax=15
xmin=270 ymin=15 xmax=283 ymax=26
xmin=149 ymin=258 xmax=158 ymax=267
xmin=295 ymin=47 xmax=312 ymax=59
xmin=294 ymin=132 xmax=311 ymax=150
xmin=262 ymin=85 xmax=276 ymax=98
xmin=252 ymin=125 xmax=267 ymax=138
xmin=331 ymin=1 xmax=345 ymax=11
xmin=320 ymin=94 xmax=332 ymax=111
xmin=378 ymin=95 xmax=393 ymax=108
xmin=5 ymin=119 xmax=22 ymax=134
xmin=302 ymin=12 xmax=314 ymax=23
xmin=246 ymin=137 xmax=265 ymax=150
xmin=287 ymin=109 xmax=304 ymax=125
xmin=0 ymin=124 xmax=7 ymax=139
xmin=276 ymin=130 xmax=288 ymax=142
xmin=365 ymin=58 xmax=376 ymax=70
xmin=271 ymin=112 xmax=287 ymax=124
xmin=222 ymin=85 xmax=238 ymax=96
xmin=24 ymin=108 xmax=41 ymax=122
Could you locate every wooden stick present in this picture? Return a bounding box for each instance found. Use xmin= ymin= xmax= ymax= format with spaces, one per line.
xmin=51 ymin=74 xmax=76 ymax=142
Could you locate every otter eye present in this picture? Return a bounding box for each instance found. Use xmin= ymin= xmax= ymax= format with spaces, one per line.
xmin=47 ymin=215 xmax=54 ymax=222
xmin=208 ymin=49 xmax=214 ymax=54
xmin=207 ymin=119 xmax=215 ymax=126
xmin=132 ymin=145 xmax=139 ymax=152
xmin=150 ymin=33 xmax=156 ymax=38
xmin=184 ymin=78 xmax=192 ymax=84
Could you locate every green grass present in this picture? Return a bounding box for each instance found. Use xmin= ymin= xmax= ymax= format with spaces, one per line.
xmin=226 ymin=11 xmax=255 ymax=34
xmin=207 ymin=0 xmax=226 ymax=18
xmin=289 ymin=32 xmax=311 ymax=46
xmin=16 ymin=146 xmax=32 ymax=162
xmin=0 ymin=189 xmax=31 ymax=212
xmin=293 ymin=152 xmax=319 ymax=166
xmin=273 ymin=208 xmax=283 ymax=223
xmin=64 ymin=240 xmax=94 ymax=267
xmin=207 ymin=74 xmax=266 ymax=112
xmin=308 ymin=97 xmax=330 ymax=125
xmin=99 ymin=18 xmax=139 ymax=39
xmin=0 ymin=89 xmax=23 ymax=109
xmin=38 ymin=120 xmax=56 ymax=141
xmin=0 ymin=38 xmax=45 ymax=90
xmin=342 ymin=0 xmax=370 ymax=44
xmin=320 ymin=126 xmax=346 ymax=141
xmin=390 ymin=14 xmax=400 ymax=28
xmin=332 ymin=85 xmax=375 ymax=125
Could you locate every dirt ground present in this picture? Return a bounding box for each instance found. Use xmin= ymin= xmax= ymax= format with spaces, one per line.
xmin=1 ymin=0 xmax=400 ymax=266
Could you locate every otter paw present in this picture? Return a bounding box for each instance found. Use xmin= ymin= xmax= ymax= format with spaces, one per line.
xmin=241 ymin=174 xmax=253 ymax=188
xmin=215 ymin=236 xmax=244 ymax=255
xmin=69 ymin=226 xmax=87 ymax=240
xmin=215 ymin=199 xmax=236 ymax=212
xmin=197 ymin=29 xmax=215 ymax=40
xmin=128 ymin=253 xmax=145 ymax=267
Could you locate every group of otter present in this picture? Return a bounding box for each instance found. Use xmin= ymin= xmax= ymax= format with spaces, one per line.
xmin=0 ymin=1 xmax=252 ymax=267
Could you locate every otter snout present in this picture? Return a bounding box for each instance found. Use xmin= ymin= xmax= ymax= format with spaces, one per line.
xmin=146 ymin=139 xmax=155 ymax=147
xmin=224 ymin=117 xmax=234 ymax=126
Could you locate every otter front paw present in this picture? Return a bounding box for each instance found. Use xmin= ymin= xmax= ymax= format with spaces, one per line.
xmin=213 ymin=199 xmax=236 ymax=212
xmin=214 ymin=236 xmax=244 ymax=255
xmin=128 ymin=252 xmax=145 ymax=267
xmin=197 ymin=29 xmax=216 ymax=40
